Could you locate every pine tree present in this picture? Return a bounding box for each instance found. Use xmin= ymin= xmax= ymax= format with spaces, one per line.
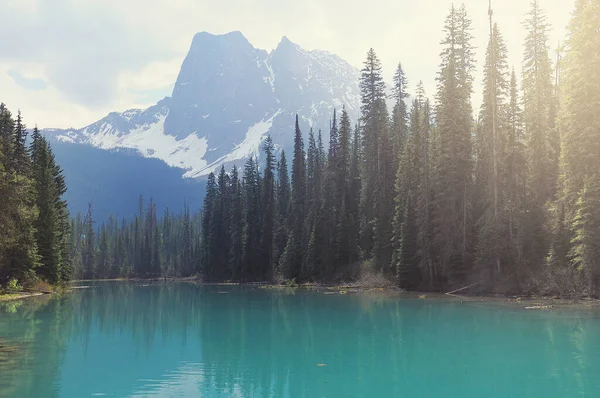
xmin=392 ymin=90 xmax=429 ymax=288
xmin=347 ymin=125 xmax=362 ymax=267
xmin=306 ymin=127 xmax=325 ymax=279
xmin=416 ymin=98 xmax=434 ymax=286
xmin=359 ymin=48 xmax=394 ymax=270
xmin=97 ymin=223 xmax=110 ymax=279
xmin=31 ymin=131 xmax=61 ymax=283
xmin=0 ymin=105 xmax=39 ymax=283
xmin=431 ymin=4 xmax=475 ymax=286
xmin=280 ymin=115 xmax=306 ymax=281
xmin=391 ymin=63 xmax=409 ymax=163
xmin=334 ymin=107 xmax=353 ymax=269
xmin=201 ymin=173 xmax=217 ymax=278
xmin=397 ymin=193 xmax=419 ymax=288
xmin=82 ymin=203 xmax=95 ymax=279
xmin=242 ymin=157 xmax=262 ymax=280
xmin=182 ymin=202 xmax=193 ymax=276
xmin=260 ymin=137 xmax=276 ymax=279
xmin=273 ymin=151 xmax=290 ymax=274
xmin=13 ymin=111 xmax=30 ymax=175
xmin=522 ymin=0 xmax=556 ymax=271
xmin=228 ymin=165 xmax=244 ymax=281
xmin=557 ymin=0 xmax=600 ymax=295
xmin=569 ymin=176 xmax=600 ymax=293
xmin=506 ymin=70 xmax=528 ymax=281
xmin=474 ymin=22 xmax=511 ymax=286
xmin=215 ymin=166 xmax=231 ymax=279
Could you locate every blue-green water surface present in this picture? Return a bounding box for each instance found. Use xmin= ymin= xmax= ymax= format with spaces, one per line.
xmin=1 ymin=282 xmax=599 ymax=397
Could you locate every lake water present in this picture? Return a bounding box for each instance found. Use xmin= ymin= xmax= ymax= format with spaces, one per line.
xmin=1 ymin=282 xmax=600 ymax=397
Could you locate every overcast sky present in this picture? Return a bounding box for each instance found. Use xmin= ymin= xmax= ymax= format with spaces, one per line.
xmin=0 ymin=0 xmax=568 ymax=129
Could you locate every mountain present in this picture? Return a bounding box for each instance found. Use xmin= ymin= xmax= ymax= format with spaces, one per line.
xmin=49 ymin=142 xmax=205 ymax=221
xmin=43 ymin=31 xmax=361 ymax=217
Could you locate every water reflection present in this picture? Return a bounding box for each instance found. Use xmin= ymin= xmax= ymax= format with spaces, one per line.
xmin=1 ymin=283 xmax=600 ymax=397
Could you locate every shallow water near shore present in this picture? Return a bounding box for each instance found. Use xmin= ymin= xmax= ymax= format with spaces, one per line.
xmin=1 ymin=281 xmax=600 ymax=397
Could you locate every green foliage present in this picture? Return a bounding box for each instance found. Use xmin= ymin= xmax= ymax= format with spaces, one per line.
xmin=0 ymin=105 xmax=69 ymax=288
xmin=6 ymin=278 xmax=22 ymax=293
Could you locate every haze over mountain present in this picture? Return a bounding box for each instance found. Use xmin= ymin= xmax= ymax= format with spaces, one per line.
xmin=44 ymin=31 xmax=360 ymax=209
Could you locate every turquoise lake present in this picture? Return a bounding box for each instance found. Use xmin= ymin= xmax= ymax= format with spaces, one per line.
xmin=1 ymin=282 xmax=600 ymax=397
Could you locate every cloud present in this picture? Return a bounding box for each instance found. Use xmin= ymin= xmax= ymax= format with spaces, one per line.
xmin=0 ymin=0 xmax=571 ymax=129
xmin=7 ymin=69 xmax=47 ymax=91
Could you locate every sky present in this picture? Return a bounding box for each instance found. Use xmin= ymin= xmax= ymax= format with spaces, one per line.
xmin=0 ymin=0 xmax=569 ymax=129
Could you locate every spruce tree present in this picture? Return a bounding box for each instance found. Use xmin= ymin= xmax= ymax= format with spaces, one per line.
xmin=280 ymin=115 xmax=306 ymax=281
xmin=431 ymin=4 xmax=475 ymax=285
xmin=260 ymin=137 xmax=276 ymax=279
xmin=474 ymin=22 xmax=511 ymax=286
xmin=506 ymin=70 xmax=528 ymax=281
xmin=201 ymin=173 xmax=217 ymax=278
xmin=228 ymin=165 xmax=244 ymax=280
xmin=359 ymin=48 xmax=394 ymax=270
xmin=273 ymin=151 xmax=290 ymax=274
xmin=0 ymin=105 xmax=39 ymax=283
xmin=82 ymin=203 xmax=95 ymax=279
xmin=391 ymin=63 xmax=409 ymax=163
xmin=242 ymin=157 xmax=262 ymax=280
xmin=522 ymin=0 xmax=556 ymax=271
xmin=556 ymin=0 xmax=600 ymax=295
xmin=334 ymin=107 xmax=353 ymax=269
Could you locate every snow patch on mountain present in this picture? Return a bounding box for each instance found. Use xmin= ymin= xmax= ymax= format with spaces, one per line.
xmin=45 ymin=31 xmax=361 ymax=180
xmin=187 ymin=109 xmax=282 ymax=178
xmin=226 ymin=109 xmax=282 ymax=161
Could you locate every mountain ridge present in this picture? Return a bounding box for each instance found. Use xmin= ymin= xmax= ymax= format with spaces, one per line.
xmin=43 ymin=31 xmax=361 ymax=180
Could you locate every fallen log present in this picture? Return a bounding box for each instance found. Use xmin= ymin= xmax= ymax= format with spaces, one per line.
xmin=445 ymin=281 xmax=482 ymax=296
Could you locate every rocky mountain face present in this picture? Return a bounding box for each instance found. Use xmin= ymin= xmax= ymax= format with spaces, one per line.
xmin=46 ymin=32 xmax=360 ymax=176
xmin=43 ymin=31 xmax=361 ymax=216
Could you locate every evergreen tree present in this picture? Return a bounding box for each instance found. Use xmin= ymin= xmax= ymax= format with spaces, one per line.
xmin=474 ymin=22 xmax=511 ymax=286
xmin=506 ymin=70 xmax=528 ymax=282
xmin=334 ymin=107 xmax=353 ymax=270
xmin=397 ymin=192 xmax=419 ymax=288
xmin=556 ymin=0 xmax=600 ymax=295
xmin=260 ymin=137 xmax=276 ymax=279
xmin=522 ymin=0 xmax=556 ymax=271
xmin=201 ymin=173 xmax=218 ymax=278
xmin=431 ymin=4 xmax=475 ymax=286
xmin=391 ymin=63 xmax=409 ymax=162
xmin=280 ymin=116 xmax=306 ymax=281
xmin=392 ymin=89 xmax=430 ymax=287
xmin=215 ymin=166 xmax=231 ymax=279
xmin=416 ymin=98 xmax=434 ymax=286
xmin=347 ymin=125 xmax=362 ymax=266
xmin=82 ymin=203 xmax=95 ymax=279
xmin=0 ymin=105 xmax=39 ymax=283
xmin=242 ymin=157 xmax=262 ymax=281
xmin=31 ymin=131 xmax=62 ymax=283
xmin=273 ymin=151 xmax=290 ymax=274
xmin=359 ymin=48 xmax=394 ymax=270
xmin=228 ymin=165 xmax=244 ymax=280
xmin=182 ymin=202 xmax=194 ymax=276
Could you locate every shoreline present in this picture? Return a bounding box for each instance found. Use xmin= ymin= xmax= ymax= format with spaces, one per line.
xmin=0 ymin=292 xmax=47 ymax=302
xmin=66 ymin=278 xmax=600 ymax=311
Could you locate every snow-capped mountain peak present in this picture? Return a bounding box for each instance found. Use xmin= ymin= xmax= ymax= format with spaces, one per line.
xmin=45 ymin=31 xmax=360 ymax=178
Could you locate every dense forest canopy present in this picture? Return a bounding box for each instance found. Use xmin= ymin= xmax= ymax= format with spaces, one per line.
xmin=0 ymin=105 xmax=71 ymax=287
xmin=3 ymin=0 xmax=600 ymax=298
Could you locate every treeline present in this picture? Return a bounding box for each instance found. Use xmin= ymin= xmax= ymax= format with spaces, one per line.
xmin=69 ymin=199 xmax=201 ymax=279
xmin=0 ymin=105 xmax=71 ymax=286
xmin=76 ymin=0 xmax=600 ymax=297
xmin=199 ymin=0 xmax=600 ymax=296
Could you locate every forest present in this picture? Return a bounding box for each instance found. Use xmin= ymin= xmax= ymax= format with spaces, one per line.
xmin=0 ymin=105 xmax=71 ymax=289
xmin=3 ymin=0 xmax=600 ymax=297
